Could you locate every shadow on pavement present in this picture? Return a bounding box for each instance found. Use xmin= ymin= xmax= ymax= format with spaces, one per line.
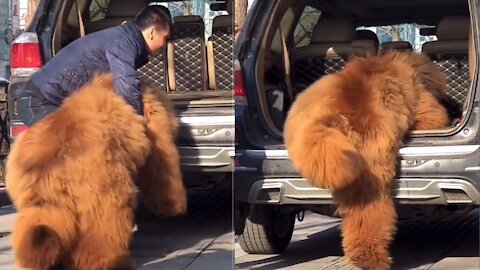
xmin=235 ymin=210 xmax=479 ymax=270
xmin=135 ymin=246 xmax=233 ymax=270
xmin=235 ymin=225 xmax=344 ymax=270
xmin=132 ymin=187 xmax=233 ymax=270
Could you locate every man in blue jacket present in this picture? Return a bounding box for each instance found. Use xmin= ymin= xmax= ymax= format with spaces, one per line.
xmin=17 ymin=5 xmax=171 ymax=127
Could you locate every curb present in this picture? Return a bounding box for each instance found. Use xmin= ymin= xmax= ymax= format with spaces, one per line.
xmin=0 ymin=188 xmax=11 ymax=207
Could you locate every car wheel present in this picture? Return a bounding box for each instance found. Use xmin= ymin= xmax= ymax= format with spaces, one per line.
xmin=237 ymin=204 xmax=295 ymax=254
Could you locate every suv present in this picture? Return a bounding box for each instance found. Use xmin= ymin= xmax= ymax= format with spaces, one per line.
xmin=234 ymin=0 xmax=479 ymax=253
xmin=7 ymin=0 xmax=234 ymax=188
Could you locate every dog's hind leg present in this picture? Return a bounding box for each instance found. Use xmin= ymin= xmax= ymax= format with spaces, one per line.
xmin=337 ymin=183 xmax=397 ymax=270
xmin=11 ymin=206 xmax=78 ymax=270
xmin=413 ymin=90 xmax=450 ymax=130
xmin=137 ymin=136 xmax=187 ymax=216
xmin=65 ymin=191 xmax=136 ymax=270
xmin=137 ymin=88 xmax=187 ymax=217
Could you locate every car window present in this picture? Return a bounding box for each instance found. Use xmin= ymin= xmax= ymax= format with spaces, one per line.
xmin=270 ymin=7 xmax=295 ymax=54
xmin=89 ymin=0 xmax=111 ymax=22
xmin=357 ymin=24 xmax=438 ymax=52
xmin=293 ymin=6 xmax=322 ymax=48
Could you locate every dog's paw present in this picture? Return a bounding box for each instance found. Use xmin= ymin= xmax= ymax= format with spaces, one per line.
xmin=98 ymin=254 xmax=135 ymax=270
xmin=345 ymin=240 xmax=391 ymax=270
xmin=144 ymin=195 xmax=187 ymax=217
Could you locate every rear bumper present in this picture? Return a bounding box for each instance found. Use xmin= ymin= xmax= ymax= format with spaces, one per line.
xmin=179 ymin=145 xmax=234 ymax=172
xmin=177 ymin=114 xmax=234 ymax=172
xmin=238 ymin=177 xmax=480 ymax=205
xmin=235 ymin=145 xmax=480 ymax=205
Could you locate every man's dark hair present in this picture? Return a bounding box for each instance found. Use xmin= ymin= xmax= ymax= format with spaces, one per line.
xmin=135 ymin=6 xmax=172 ymax=31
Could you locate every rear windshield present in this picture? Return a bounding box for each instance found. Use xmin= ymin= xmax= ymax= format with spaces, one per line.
xmin=155 ymin=1 xmax=228 ymax=40
xmin=90 ymin=0 xmax=228 ymax=40
xmin=357 ymin=24 xmax=438 ymax=52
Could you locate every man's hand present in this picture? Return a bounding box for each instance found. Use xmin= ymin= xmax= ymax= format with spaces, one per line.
xmin=235 ymin=20 xmax=242 ymax=42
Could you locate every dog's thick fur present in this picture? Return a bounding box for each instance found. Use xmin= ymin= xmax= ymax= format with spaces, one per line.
xmin=137 ymin=86 xmax=187 ymax=216
xmin=284 ymin=51 xmax=449 ymax=270
xmin=6 ymin=74 xmax=186 ymax=270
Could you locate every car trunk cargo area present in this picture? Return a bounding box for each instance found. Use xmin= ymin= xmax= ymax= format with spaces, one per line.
xmin=248 ymin=0 xmax=476 ymax=140
xmin=51 ymin=0 xmax=233 ymax=107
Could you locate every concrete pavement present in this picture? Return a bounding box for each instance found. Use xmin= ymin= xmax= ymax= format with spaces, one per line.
xmin=235 ymin=210 xmax=480 ymax=270
xmin=0 ymin=189 xmax=233 ymax=270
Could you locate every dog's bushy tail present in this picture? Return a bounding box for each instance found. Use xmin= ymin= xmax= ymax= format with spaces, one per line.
xmin=12 ymin=206 xmax=77 ymax=270
xmin=284 ymin=115 xmax=363 ymax=192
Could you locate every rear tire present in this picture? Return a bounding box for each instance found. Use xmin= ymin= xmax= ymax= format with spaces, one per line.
xmin=237 ymin=204 xmax=295 ymax=254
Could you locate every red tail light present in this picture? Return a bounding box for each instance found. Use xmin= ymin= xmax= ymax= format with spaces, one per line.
xmin=10 ymin=124 xmax=29 ymax=138
xmin=11 ymin=43 xmax=43 ymax=69
xmin=10 ymin=32 xmax=43 ymax=76
xmin=234 ymin=60 xmax=245 ymax=97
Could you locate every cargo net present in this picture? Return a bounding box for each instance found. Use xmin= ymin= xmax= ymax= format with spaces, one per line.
xmin=433 ymin=56 xmax=471 ymax=121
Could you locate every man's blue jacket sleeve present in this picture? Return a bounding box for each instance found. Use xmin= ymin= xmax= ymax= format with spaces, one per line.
xmin=106 ymin=37 xmax=144 ymax=115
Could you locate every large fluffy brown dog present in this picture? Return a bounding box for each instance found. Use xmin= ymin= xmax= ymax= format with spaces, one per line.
xmin=284 ymin=51 xmax=449 ymax=270
xmin=6 ymin=74 xmax=186 ymax=270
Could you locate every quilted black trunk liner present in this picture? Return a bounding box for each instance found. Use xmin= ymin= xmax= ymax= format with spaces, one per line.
xmin=172 ymin=24 xmax=206 ymax=92
xmin=213 ymin=28 xmax=234 ymax=90
xmin=138 ymin=53 xmax=167 ymax=92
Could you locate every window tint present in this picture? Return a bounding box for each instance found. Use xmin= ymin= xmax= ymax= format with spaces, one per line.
xmin=293 ymin=6 xmax=321 ymax=48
